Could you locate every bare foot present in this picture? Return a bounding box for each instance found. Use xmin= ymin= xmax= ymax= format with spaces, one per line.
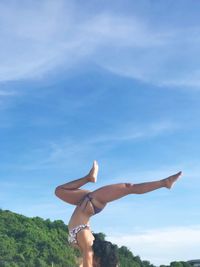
xmin=164 ymin=171 xmax=182 ymax=189
xmin=87 ymin=160 xmax=98 ymax=183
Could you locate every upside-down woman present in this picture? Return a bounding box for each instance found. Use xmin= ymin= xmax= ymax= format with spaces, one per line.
xmin=55 ymin=161 xmax=182 ymax=267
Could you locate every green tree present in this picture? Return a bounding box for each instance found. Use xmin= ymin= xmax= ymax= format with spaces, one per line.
xmin=0 ymin=209 xmax=159 ymax=267
xmin=170 ymin=261 xmax=184 ymax=267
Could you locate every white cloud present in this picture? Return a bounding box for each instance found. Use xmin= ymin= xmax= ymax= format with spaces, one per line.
xmin=90 ymin=120 xmax=178 ymax=144
xmin=0 ymin=118 xmax=178 ymax=174
xmin=79 ymin=13 xmax=167 ymax=48
xmin=160 ymin=69 xmax=200 ymax=88
xmin=0 ymin=89 xmax=17 ymax=96
xmin=108 ymin=225 xmax=200 ymax=266
xmin=1 ymin=1 xmax=200 ymax=88
xmin=0 ymin=88 xmax=20 ymax=110
xmin=0 ymin=0 xmax=77 ymax=81
xmin=13 ymin=202 xmax=70 ymax=220
xmin=17 ymin=119 xmax=178 ymax=170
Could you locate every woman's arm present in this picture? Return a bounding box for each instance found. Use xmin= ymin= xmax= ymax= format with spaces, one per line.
xmin=82 ymin=247 xmax=94 ymax=267
xmin=77 ymin=229 xmax=95 ymax=267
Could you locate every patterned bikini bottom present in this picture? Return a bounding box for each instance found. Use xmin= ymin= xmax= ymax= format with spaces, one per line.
xmin=68 ymin=224 xmax=90 ymax=245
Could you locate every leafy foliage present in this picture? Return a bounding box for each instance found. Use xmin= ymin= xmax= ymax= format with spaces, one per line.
xmin=0 ymin=209 xmax=77 ymax=267
xmin=0 ymin=209 xmax=193 ymax=267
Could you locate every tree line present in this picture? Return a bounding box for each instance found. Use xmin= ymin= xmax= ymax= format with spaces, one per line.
xmin=0 ymin=209 xmax=192 ymax=267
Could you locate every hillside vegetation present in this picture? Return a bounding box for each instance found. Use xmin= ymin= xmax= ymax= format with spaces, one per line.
xmin=0 ymin=209 xmax=191 ymax=267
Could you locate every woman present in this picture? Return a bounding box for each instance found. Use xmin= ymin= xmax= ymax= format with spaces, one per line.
xmin=55 ymin=161 xmax=182 ymax=267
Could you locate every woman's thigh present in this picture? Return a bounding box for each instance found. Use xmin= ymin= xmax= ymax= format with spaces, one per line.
xmin=55 ymin=188 xmax=91 ymax=205
xmin=90 ymin=183 xmax=132 ymax=204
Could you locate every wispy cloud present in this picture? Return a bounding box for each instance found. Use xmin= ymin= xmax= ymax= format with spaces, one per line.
xmin=0 ymin=88 xmax=20 ymax=110
xmin=0 ymin=89 xmax=17 ymax=97
xmin=12 ymin=202 xmax=71 ymax=220
xmin=90 ymin=120 xmax=178 ymax=143
xmin=1 ymin=1 xmax=200 ymax=88
xmin=108 ymin=225 xmax=200 ymax=265
xmin=11 ymin=119 xmax=178 ymax=170
xmin=160 ymin=69 xmax=200 ymax=88
xmin=0 ymin=0 xmax=75 ymax=81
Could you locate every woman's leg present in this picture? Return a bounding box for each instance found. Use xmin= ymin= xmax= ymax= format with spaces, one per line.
xmin=55 ymin=161 xmax=98 ymax=205
xmin=91 ymin=171 xmax=182 ymax=204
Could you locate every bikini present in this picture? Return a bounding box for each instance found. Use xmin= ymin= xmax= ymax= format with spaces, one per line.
xmin=81 ymin=193 xmax=103 ymax=214
xmin=68 ymin=193 xmax=104 ymax=246
xmin=68 ymin=224 xmax=90 ymax=245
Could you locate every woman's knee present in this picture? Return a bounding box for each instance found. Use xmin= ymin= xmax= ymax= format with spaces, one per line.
xmin=54 ymin=186 xmax=61 ymax=197
xmin=54 ymin=187 xmax=72 ymax=203
xmin=125 ymin=183 xmax=134 ymax=190
xmin=54 ymin=186 xmax=68 ymax=199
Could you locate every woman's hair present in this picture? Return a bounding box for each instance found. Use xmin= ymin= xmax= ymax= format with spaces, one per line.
xmin=92 ymin=233 xmax=119 ymax=267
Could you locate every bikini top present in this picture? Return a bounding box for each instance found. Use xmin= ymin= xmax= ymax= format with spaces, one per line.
xmin=80 ymin=193 xmax=103 ymax=214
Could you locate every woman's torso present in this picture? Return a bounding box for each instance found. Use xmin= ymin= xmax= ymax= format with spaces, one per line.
xmin=68 ymin=196 xmax=94 ymax=230
xmin=67 ymin=195 xmax=106 ymax=250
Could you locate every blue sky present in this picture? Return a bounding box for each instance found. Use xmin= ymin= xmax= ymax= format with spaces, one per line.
xmin=1 ymin=0 xmax=200 ymax=265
